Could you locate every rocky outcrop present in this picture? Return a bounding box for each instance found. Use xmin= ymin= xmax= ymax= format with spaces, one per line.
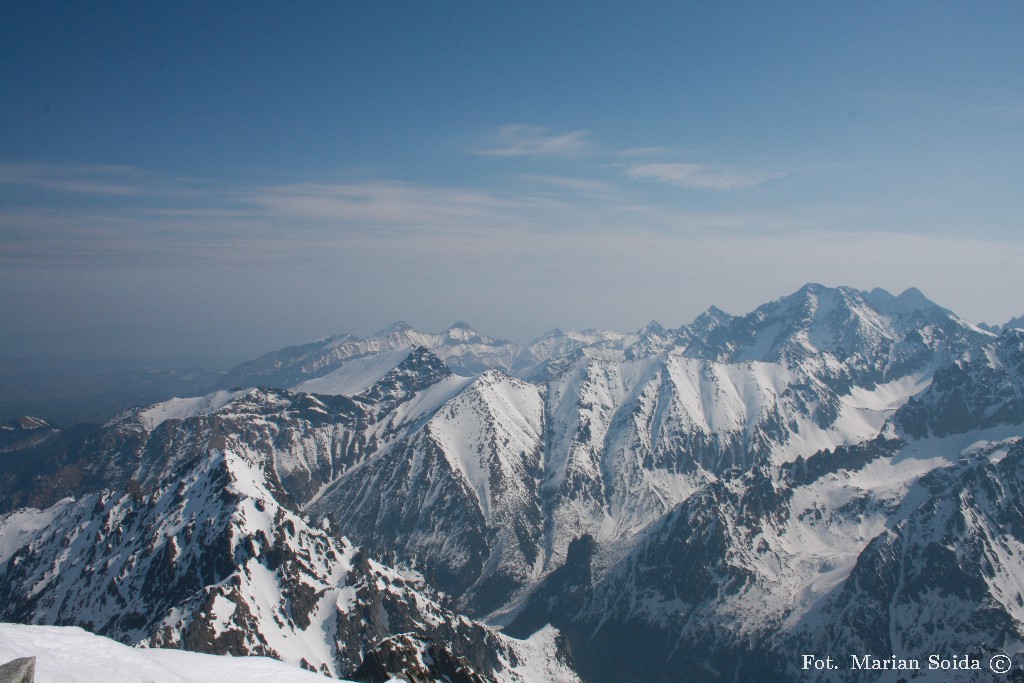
xmin=0 ymin=657 xmax=35 ymax=683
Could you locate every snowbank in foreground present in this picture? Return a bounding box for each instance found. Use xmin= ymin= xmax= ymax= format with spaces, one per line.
xmin=0 ymin=623 xmax=344 ymax=683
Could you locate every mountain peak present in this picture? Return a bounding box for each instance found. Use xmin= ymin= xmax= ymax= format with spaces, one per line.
xmin=685 ymin=306 xmax=734 ymax=341
xmin=773 ymin=283 xmax=845 ymax=312
xmin=356 ymin=346 xmax=454 ymax=405
xmin=373 ymin=321 xmax=415 ymax=337
xmin=401 ymin=345 xmax=449 ymax=369
xmin=444 ymin=321 xmax=480 ymax=342
xmin=796 ymin=282 xmax=829 ymax=295
xmin=639 ymin=320 xmax=665 ymax=334
xmin=895 ymin=286 xmax=940 ymax=310
xmin=691 ymin=305 xmax=732 ymax=325
xmin=791 ymin=282 xmax=864 ymax=305
xmin=861 ymin=286 xmax=943 ymax=315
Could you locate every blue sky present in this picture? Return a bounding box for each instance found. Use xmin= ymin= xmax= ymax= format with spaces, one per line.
xmin=1 ymin=1 xmax=1022 ymax=362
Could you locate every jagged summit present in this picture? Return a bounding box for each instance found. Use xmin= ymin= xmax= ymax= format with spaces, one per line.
xmin=861 ymin=285 xmax=944 ymax=315
xmin=684 ymin=305 xmax=734 ymax=342
xmin=685 ymin=283 xmax=990 ymax=372
xmin=1004 ymin=314 xmax=1024 ymax=331
xmin=216 ymin=283 xmax=991 ymax=396
xmin=357 ymin=345 xmax=454 ymax=401
xmin=695 ymin=283 xmax=887 ymax=363
xmin=689 ymin=304 xmax=732 ymax=324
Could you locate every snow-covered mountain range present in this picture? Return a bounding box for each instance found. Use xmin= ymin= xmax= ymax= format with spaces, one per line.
xmin=3 ymin=283 xmax=1024 ymax=682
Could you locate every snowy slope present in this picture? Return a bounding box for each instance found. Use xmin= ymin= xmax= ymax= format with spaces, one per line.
xmin=309 ymin=368 xmax=546 ymax=614
xmin=0 ymin=622 xmax=340 ymax=683
xmin=26 ymin=348 xmax=473 ymax=520
xmin=218 ymin=322 xmax=519 ymax=391
xmin=510 ymin=429 xmax=1024 ymax=682
xmin=536 ymin=351 xmax=932 ymax=569
xmin=789 ymin=438 xmax=1024 ymax=682
xmin=498 ymin=303 xmax=1024 ymax=681
xmin=123 ymin=390 xmax=248 ymax=432
xmin=292 ymin=347 xmax=412 ymax=396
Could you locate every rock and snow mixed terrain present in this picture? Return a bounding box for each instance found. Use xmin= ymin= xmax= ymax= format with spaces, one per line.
xmin=2 ymin=283 xmax=1024 ymax=682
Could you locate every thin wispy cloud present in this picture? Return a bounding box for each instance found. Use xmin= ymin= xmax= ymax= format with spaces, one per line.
xmin=478 ymin=124 xmax=593 ymax=158
xmin=475 ymin=126 xmax=781 ymax=193
xmin=0 ymin=163 xmax=144 ymax=196
xmin=0 ymin=162 xmax=813 ymax=276
xmin=0 ymin=156 xmax=996 ymax=294
xmin=251 ymin=181 xmax=521 ymax=229
xmin=627 ymin=162 xmax=784 ymax=190
xmin=3 ymin=158 xmax=1022 ymax=361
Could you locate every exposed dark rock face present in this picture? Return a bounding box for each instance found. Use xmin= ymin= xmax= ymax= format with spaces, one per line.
xmin=350 ymin=634 xmax=489 ymax=683
xmin=895 ymin=328 xmax=1024 ymax=439
xmin=505 ymin=534 xmax=595 ymax=641
xmin=0 ymin=420 xmax=100 ymax=514
xmin=780 ymin=437 xmax=901 ymax=488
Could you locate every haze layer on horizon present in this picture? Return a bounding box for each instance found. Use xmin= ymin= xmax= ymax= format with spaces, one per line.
xmin=2 ymin=2 xmax=1022 ymax=363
